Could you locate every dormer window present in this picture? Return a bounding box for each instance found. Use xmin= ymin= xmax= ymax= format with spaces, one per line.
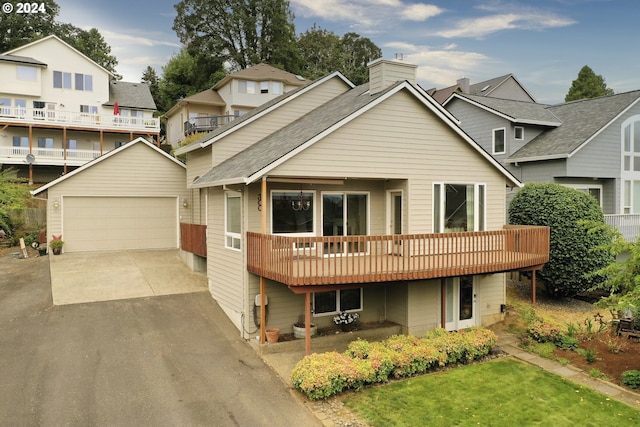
xmin=272 ymin=81 xmax=282 ymax=95
xmin=17 ymin=65 xmax=37 ymax=81
xmin=260 ymin=81 xmax=269 ymax=94
xmin=493 ymin=128 xmax=506 ymax=154
xmin=514 ymin=126 xmax=524 ymax=140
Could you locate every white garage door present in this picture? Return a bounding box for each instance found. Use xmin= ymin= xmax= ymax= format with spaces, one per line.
xmin=63 ymin=196 xmax=178 ymax=252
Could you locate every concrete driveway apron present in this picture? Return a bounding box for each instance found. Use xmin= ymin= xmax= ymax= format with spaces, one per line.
xmin=49 ymin=249 xmax=207 ymax=305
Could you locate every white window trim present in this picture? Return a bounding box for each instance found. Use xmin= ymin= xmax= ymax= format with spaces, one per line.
xmin=312 ymin=288 xmax=363 ymax=317
xmin=563 ymin=184 xmax=603 ymax=207
xmin=514 ymin=126 xmax=524 ymax=140
xmin=321 ymin=191 xmax=371 ymax=257
xmin=225 ymin=192 xmax=242 ymax=251
xmin=270 ymin=190 xmax=316 ymax=237
xmin=492 ymin=127 xmax=506 ymax=154
xmin=433 ymin=182 xmax=487 ymax=233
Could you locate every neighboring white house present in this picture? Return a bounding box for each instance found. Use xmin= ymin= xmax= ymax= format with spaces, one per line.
xmin=164 ymin=63 xmax=308 ymax=147
xmin=0 ymin=35 xmax=159 ymax=183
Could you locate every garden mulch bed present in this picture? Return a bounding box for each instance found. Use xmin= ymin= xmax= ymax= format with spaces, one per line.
xmin=505 ymin=277 xmax=640 ymax=389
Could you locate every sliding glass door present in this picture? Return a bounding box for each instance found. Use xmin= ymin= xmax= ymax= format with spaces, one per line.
xmin=322 ymin=193 xmax=368 ymax=255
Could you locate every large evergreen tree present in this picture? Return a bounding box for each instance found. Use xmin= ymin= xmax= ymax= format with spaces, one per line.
xmin=173 ymin=0 xmax=300 ymax=73
xmin=565 ymin=65 xmax=614 ymax=102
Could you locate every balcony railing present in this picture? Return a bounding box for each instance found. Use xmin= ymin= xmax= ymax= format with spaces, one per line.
xmin=0 ymin=145 xmax=101 ymax=166
xmin=247 ymin=225 xmax=549 ymax=287
xmin=0 ymin=106 xmax=159 ymax=132
xmin=180 ymin=223 xmax=207 ymax=257
xmin=605 ymin=214 xmax=640 ymax=242
xmin=184 ymin=115 xmax=236 ymax=136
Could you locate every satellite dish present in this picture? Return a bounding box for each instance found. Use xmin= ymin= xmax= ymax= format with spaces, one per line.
xmin=26 ymin=153 xmax=35 ymax=164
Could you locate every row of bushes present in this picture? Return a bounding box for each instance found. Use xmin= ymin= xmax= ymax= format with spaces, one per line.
xmin=290 ymin=327 xmax=497 ymax=400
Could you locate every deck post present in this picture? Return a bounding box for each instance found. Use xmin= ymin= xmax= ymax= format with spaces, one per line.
xmin=260 ymin=178 xmax=267 ymax=344
xmin=440 ymin=279 xmax=446 ymax=328
xmin=531 ymin=269 xmax=537 ymax=306
xmin=305 ymin=292 xmax=312 ymax=356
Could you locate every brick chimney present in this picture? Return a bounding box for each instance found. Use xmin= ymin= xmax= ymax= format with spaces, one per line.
xmin=368 ymin=58 xmax=417 ymax=94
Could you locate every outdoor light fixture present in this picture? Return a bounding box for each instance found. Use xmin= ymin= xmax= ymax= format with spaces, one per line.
xmin=53 ymin=199 xmax=60 ymax=209
xmin=291 ymin=190 xmax=310 ymax=211
xmin=182 ymin=199 xmax=189 ymax=208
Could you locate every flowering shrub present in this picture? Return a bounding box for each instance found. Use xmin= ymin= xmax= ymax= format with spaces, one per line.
xmin=291 ymin=327 xmax=498 ymax=399
xmin=333 ymin=311 xmax=359 ymax=325
xmin=527 ymin=317 xmax=562 ymax=344
xmin=290 ymin=351 xmax=372 ymax=400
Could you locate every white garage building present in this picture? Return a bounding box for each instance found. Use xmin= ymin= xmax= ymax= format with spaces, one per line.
xmin=32 ymin=138 xmax=189 ymax=253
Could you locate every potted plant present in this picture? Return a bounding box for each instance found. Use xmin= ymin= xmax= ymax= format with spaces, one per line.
xmin=293 ymin=322 xmax=317 ymax=339
xmin=333 ymin=311 xmax=359 ymax=332
xmin=49 ymin=236 xmax=64 ymax=255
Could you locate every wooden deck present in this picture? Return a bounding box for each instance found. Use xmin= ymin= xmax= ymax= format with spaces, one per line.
xmin=247 ymin=225 xmax=549 ymax=287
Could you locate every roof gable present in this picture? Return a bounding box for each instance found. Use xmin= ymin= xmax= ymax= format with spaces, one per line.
xmin=445 ymin=93 xmax=561 ymax=126
xmin=174 ymin=72 xmax=355 ymax=155
xmin=193 ymin=81 xmax=520 ymax=188
xmin=31 ymin=138 xmax=184 ymax=195
xmin=509 ymin=90 xmax=640 ymax=162
xmin=213 ymin=63 xmax=308 ymax=90
xmin=4 ymin=35 xmax=114 ymax=78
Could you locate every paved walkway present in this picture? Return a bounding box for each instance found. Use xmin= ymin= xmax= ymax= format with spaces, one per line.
xmin=497 ymin=333 xmax=640 ymax=408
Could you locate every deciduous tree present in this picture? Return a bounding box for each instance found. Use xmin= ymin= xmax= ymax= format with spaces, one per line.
xmin=173 ymin=0 xmax=300 ymax=72
xmin=565 ymin=65 xmax=614 ymax=102
xmin=0 ymin=0 xmax=59 ymax=52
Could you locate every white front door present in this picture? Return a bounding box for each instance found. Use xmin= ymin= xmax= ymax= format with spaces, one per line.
xmin=445 ymin=276 xmax=476 ymax=330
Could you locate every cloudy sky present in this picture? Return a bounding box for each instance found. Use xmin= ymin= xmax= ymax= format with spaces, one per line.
xmin=55 ymin=0 xmax=639 ymax=104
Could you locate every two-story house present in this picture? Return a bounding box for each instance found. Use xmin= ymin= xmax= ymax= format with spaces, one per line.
xmin=0 ymin=35 xmax=159 ymax=183
xmin=177 ymin=59 xmax=549 ymax=354
xmin=164 ymin=63 xmax=308 ymax=147
xmin=444 ymin=90 xmax=640 ymax=240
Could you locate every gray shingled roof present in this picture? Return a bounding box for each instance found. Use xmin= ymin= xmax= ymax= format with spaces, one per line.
xmin=176 ymin=76 xmax=334 ymax=154
xmin=104 ymin=81 xmax=156 ymax=110
xmin=454 ymin=94 xmax=561 ymax=125
xmin=510 ymin=90 xmax=640 ymax=161
xmin=193 ymin=83 xmax=395 ymax=186
xmin=0 ymin=54 xmax=47 ymax=66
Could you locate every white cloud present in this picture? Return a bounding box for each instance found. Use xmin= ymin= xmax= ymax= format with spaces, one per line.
xmin=101 ymin=30 xmax=181 ymax=49
xmin=291 ymin=0 xmax=442 ymax=29
xmin=399 ymin=4 xmax=443 ymax=21
xmin=383 ymin=41 xmax=490 ymax=87
xmin=435 ymin=12 xmax=575 ymax=38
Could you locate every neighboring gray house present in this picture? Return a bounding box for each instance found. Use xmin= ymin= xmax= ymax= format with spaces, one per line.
xmin=444 ymin=90 xmax=640 ymax=239
xmin=428 ymin=74 xmax=537 ymax=104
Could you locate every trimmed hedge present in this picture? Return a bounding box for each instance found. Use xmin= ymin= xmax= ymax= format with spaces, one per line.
xmin=291 ymin=327 xmax=497 ymax=400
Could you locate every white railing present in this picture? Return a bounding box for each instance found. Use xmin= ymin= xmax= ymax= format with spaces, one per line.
xmin=0 ymin=106 xmax=159 ymax=132
xmin=605 ymin=214 xmax=640 ymax=242
xmin=0 ymin=146 xmax=102 ymax=164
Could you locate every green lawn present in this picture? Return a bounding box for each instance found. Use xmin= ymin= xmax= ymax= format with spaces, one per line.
xmin=343 ymin=359 xmax=640 ymax=426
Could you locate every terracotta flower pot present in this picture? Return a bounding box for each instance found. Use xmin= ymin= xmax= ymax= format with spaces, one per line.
xmin=265 ymin=328 xmax=280 ymax=344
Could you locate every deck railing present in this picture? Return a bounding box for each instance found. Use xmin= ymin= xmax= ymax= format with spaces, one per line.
xmin=180 ymin=223 xmax=207 ymax=257
xmin=604 ymin=214 xmax=640 ymax=242
xmin=247 ymin=225 xmax=549 ymax=286
xmin=0 ymin=107 xmax=160 ymax=132
xmin=184 ymin=115 xmax=236 ymax=136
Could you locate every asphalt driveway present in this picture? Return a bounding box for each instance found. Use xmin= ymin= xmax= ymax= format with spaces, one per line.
xmin=49 ymin=249 xmax=208 ymax=305
xmin=0 ymin=248 xmax=321 ymax=426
